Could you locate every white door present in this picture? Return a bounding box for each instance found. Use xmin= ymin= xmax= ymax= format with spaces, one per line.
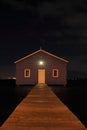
xmin=38 ymin=69 xmax=45 ymax=83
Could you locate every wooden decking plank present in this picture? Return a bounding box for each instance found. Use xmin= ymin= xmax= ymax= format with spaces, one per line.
xmin=1 ymin=84 xmax=85 ymax=129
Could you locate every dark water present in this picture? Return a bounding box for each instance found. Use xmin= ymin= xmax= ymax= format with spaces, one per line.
xmin=50 ymin=86 xmax=87 ymax=128
xmin=0 ymin=84 xmax=33 ymax=126
xmin=0 ymin=80 xmax=87 ymax=128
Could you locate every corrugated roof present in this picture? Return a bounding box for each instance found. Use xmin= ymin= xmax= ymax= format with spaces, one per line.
xmin=14 ymin=49 xmax=69 ymax=63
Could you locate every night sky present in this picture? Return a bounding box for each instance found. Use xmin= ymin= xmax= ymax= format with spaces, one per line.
xmin=0 ymin=0 xmax=87 ymax=79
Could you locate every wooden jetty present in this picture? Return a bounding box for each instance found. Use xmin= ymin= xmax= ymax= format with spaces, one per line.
xmin=1 ymin=84 xmax=86 ymax=130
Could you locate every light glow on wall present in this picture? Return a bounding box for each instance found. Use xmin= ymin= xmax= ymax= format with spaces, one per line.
xmin=39 ymin=61 xmax=44 ymax=65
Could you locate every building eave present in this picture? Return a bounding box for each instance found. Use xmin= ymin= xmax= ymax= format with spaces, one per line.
xmin=14 ymin=49 xmax=69 ymax=64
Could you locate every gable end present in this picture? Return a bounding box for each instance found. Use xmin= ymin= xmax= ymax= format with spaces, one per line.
xmin=14 ymin=49 xmax=69 ymax=64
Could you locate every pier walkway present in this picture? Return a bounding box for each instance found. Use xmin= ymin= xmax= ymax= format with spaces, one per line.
xmin=1 ymin=84 xmax=86 ymax=130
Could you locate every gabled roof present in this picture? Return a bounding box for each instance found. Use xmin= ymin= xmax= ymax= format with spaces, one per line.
xmin=14 ymin=49 xmax=69 ymax=63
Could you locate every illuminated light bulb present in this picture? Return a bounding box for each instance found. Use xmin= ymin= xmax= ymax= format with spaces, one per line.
xmin=39 ymin=61 xmax=44 ymax=65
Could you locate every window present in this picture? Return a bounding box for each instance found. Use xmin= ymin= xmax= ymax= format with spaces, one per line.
xmin=52 ymin=69 xmax=58 ymax=78
xmin=24 ymin=69 xmax=30 ymax=78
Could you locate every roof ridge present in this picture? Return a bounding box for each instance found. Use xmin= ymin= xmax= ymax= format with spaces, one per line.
xmin=14 ymin=49 xmax=68 ymax=63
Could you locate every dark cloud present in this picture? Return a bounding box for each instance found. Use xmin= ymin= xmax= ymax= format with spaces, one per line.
xmin=0 ymin=0 xmax=86 ymax=15
xmin=38 ymin=1 xmax=64 ymax=17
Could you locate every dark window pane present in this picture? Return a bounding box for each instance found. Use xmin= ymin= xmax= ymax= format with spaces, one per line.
xmin=54 ymin=70 xmax=57 ymax=76
xmin=26 ymin=70 xmax=29 ymax=76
